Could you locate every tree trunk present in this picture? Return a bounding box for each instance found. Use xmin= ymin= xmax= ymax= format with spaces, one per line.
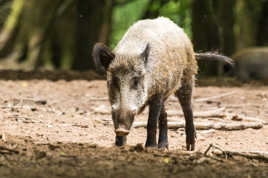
xmin=99 ymin=0 xmax=113 ymax=44
xmin=192 ymin=0 xmax=220 ymax=76
xmin=0 ymin=0 xmax=12 ymax=30
xmin=0 ymin=0 xmax=22 ymax=58
xmin=257 ymin=0 xmax=268 ymax=46
xmin=72 ymin=0 xmax=113 ymax=71
xmin=215 ymin=0 xmax=235 ymax=56
xmin=212 ymin=0 xmax=235 ymax=75
xmin=0 ymin=0 xmax=67 ymax=70
xmin=235 ymin=0 xmax=262 ymax=50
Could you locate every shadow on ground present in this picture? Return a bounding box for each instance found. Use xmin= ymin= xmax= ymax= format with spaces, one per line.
xmin=0 ymin=135 xmax=267 ymax=178
xmin=0 ymin=69 xmax=266 ymax=86
xmin=0 ymin=70 xmax=104 ymax=81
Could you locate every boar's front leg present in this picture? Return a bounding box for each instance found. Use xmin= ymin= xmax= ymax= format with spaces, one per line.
xmin=158 ymin=105 xmax=168 ymax=149
xmin=175 ymin=80 xmax=196 ymax=151
xmin=145 ymin=95 xmax=164 ymax=148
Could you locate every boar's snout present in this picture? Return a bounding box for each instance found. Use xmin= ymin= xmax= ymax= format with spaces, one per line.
xmin=115 ymin=127 xmax=130 ymax=136
xmin=112 ymin=108 xmax=135 ymax=136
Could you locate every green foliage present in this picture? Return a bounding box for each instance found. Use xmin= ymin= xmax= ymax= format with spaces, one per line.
xmin=110 ymin=0 xmax=149 ymax=49
xmin=4 ymin=0 xmax=23 ymax=31
xmin=110 ymin=0 xmax=192 ymax=49
xmin=5 ymin=0 xmax=267 ymax=71
xmin=159 ymin=0 xmax=192 ymax=37
xmin=0 ymin=1 xmax=11 ymax=28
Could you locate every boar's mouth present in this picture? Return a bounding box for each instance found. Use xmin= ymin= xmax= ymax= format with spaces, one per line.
xmin=115 ymin=128 xmax=130 ymax=136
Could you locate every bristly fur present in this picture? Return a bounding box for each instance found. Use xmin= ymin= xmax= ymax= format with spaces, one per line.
xmin=109 ymin=17 xmax=198 ymax=100
xmin=92 ymin=17 xmax=234 ymax=150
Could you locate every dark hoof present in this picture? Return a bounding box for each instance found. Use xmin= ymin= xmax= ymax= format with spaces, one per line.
xmin=115 ymin=136 xmax=127 ymax=146
xmin=186 ymin=131 xmax=196 ymax=151
xmin=158 ymin=142 xmax=169 ymax=150
xmin=186 ymin=142 xmax=195 ymax=151
xmin=145 ymin=142 xmax=157 ymax=148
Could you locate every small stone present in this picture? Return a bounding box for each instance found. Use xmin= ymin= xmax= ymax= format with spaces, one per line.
xmin=35 ymin=100 xmax=47 ymax=105
xmin=31 ymin=107 xmax=37 ymax=112
xmin=198 ymin=135 xmax=205 ymax=141
xmin=231 ymin=115 xmax=243 ymax=121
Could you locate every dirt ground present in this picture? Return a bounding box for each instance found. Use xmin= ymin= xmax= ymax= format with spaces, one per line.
xmin=0 ymin=70 xmax=267 ymax=178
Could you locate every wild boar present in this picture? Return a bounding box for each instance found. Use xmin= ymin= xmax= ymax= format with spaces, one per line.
xmin=232 ymin=47 xmax=268 ymax=82
xmin=92 ymin=17 xmax=233 ymax=151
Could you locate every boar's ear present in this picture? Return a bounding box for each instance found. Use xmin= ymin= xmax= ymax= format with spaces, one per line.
xmin=92 ymin=43 xmax=115 ymax=71
xmin=141 ymin=43 xmax=150 ymax=65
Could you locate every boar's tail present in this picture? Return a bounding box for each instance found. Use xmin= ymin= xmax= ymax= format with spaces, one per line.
xmin=195 ymin=52 xmax=234 ymax=67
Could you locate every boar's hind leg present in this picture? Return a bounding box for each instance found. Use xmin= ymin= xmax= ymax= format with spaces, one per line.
xmin=175 ymin=79 xmax=196 ymax=151
xmin=145 ymin=95 xmax=164 ymax=148
xmin=158 ymin=105 xmax=168 ymax=149
xmin=115 ymin=136 xmax=127 ymax=146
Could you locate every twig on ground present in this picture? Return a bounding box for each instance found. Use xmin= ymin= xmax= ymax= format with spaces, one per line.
xmin=167 ymin=107 xmax=226 ymax=118
xmin=204 ymin=144 xmax=213 ymax=156
xmin=168 ymin=91 xmax=237 ymax=103
xmin=89 ymin=97 xmax=108 ymax=101
xmin=0 ymin=146 xmax=19 ymax=154
xmin=195 ymin=91 xmax=237 ymax=102
xmin=204 ymin=144 xmax=268 ymax=161
xmin=221 ymin=151 xmax=268 ymax=161
xmin=204 ymin=143 xmax=228 ymax=159
xmin=133 ymin=121 xmax=263 ymax=130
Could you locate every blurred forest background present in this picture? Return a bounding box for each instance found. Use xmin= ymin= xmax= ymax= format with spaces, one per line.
xmin=0 ymin=0 xmax=267 ymax=76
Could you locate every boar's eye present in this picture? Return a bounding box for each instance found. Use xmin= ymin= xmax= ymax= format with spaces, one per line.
xmin=130 ymin=76 xmax=143 ymax=90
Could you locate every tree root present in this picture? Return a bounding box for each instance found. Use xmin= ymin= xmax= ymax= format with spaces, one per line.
xmin=204 ymin=144 xmax=268 ymax=161
xmin=0 ymin=146 xmax=19 ymax=155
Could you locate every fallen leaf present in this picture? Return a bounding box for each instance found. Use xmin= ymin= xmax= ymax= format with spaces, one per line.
xmin=163 ymin=158 xmax=169 ymax=163
xmin=21 ymin=82 xmax=28 ymax=87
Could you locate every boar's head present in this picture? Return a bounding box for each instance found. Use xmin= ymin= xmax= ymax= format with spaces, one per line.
xmin=92 ymin=43 xmax=150 ymax=136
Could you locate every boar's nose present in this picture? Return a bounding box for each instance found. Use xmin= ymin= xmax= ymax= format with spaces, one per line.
xmin=115 ymin=128 xmax=130 ymax=136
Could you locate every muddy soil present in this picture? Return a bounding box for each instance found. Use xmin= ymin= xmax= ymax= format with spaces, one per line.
xmin=0 ymin=70 xmax=267 ymax=178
